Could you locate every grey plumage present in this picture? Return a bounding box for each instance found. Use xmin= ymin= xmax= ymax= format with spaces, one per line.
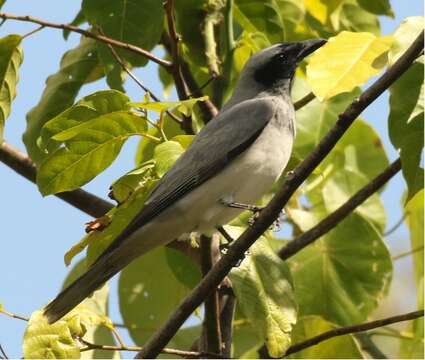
xmin=44 ymin=39 xmax=326 ymax=323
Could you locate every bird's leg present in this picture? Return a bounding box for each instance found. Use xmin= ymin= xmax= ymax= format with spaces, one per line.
xmin=219 ymin=197 xmax=264 ymax=213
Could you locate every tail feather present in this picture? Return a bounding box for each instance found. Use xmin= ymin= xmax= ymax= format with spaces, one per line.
xmin=44 ymin=253 xmax=128 ymax=324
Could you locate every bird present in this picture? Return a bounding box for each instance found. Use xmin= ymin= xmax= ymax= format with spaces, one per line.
xmin=44 ymin=38 xmax=326 ymax=323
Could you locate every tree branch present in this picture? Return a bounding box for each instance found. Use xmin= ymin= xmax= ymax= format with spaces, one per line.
xmin=294 ymin=91 xmax=315 ymax=110
xmin=200 ymin=235 xmax=222 ymax=355
xmin=0 ymin=344 xmax=8 ymax=360
xmin=135 ymin=31 xmax=424 ymax=359
xmin=278 ymin=158 xmax=402 ymax=259
xmin=0 ymin=142 xmax=112 ymax=218
xmin=0 ymin=12 xmax=172 ymax=69
xmin=79 ymin=338 xmax=221 ymax=358
xmin=219 ymin=290 xmax=236 ymax=358
xmin=284 ymin=310 xmax=424 ymax=357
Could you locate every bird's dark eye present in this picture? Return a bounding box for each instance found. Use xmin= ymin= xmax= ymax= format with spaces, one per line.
xmin=275 ymin=53 xmax=287 ymax=63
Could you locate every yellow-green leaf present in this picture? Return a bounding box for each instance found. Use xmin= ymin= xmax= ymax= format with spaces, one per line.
xmin=130 ymin=96 xmax=208 ymax=116
xmin=306 ymin=31 xmax=393 ymax=100
xmin=0 ymin=34 xmax=23 ymax=141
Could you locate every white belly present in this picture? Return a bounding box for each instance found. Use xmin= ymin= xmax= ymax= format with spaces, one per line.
xmin=173 ymin=120 xmax=294 ymax=233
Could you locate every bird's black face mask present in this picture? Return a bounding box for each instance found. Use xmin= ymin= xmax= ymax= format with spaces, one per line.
xmin=254 ymin=39 xmax=327 ymax=88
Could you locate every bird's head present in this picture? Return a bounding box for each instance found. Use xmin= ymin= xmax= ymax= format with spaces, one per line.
xmin=223 ymin=39 xmax=327 ymax=110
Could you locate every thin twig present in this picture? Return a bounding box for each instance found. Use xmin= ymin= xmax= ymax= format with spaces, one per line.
xmin=392 ymin=245 xmax=424 ymax=261
xmin=294 ymin=91 xmax=315 ymax=110
xmin=0 ymin=307 xmax=29 ymax=322
xmin=200 ymin=235 xmax=222 ymax=355
xmin=0 ymin=344 xmax=8 ymax=359
xmin=102 ymin=30 xmax=184 ymax=126
xmin=135 ymin=32 xmax=424 ymax=359
xmin=0 ymin=142 xmax=112 ymax=218
xmin=278 ymin=158 xmax=402 ymax=259
xmin=284 ymin=310 xmax=424 ymax=357
xmin=0 ymin=12 xmax=172 ymax=68
xmin=79 ymin=338 xmax=221 ymax=358
xmin=21 ymin=25 xmax=44 ymax=39
xmin=384 ymin=212 xmax=408 ymax=236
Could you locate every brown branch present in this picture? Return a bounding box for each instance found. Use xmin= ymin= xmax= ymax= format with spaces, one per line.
xmin=392 ymin=245 xmax=424 ymax=261
xmin=0 ymin=142 xmax=113 ymax=218
xmin=294 ymin=91 xmax=315 ymax=110
xmin=0 ymin=344 xmax=8 ymax=360
xmin=219 ymin=291 xmax=236 ymax=358
xmin=284 ymin=310 xmax=424 ymax=357
xmin=278 ymin=158 xmax=402 ymax=259
xmin=135 ymin=31 xmax=424 ymax=359
xmin=79 ymin=338 xmax=221 ymax=358
xmin=0 ymin=306 xmax=29 ymax=322
xmin=200 ymin=235 xmax=222 ymax=355
xmin=0 ymin=12 xmax=172 ymax=68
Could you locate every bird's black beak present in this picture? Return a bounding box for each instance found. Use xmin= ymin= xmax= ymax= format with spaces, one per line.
xmin=296 ymin=39 xmax=327 ymax=61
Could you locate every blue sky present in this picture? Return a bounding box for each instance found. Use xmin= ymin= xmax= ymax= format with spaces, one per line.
xmin=0 ymin=1 xmax=423 ymax=358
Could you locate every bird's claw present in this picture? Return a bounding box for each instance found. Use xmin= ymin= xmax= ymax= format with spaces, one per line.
xmin=248 ymin=209 xmax=286 ymax=232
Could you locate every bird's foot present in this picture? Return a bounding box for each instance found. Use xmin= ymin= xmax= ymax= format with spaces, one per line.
xmin=248 ymin=208 xmax=286 ymax=232
xmin=217 ymin=225 xmax=250 ymax=267
xmin=219 ymin=198 xmax=263 ymax=213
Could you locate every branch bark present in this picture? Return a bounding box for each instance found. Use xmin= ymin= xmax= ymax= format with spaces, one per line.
xmin=0 ymin=12 xmax=172 ymax=68
xmin=284 ymin=310 xmax=424 ymax=357
xmin=200 ymin=235 xmax=222 ymax=355
xmin=0 ymin=142 xmax=112 ymax=218
xmin=135 ymin=31 xmax=424 ymax=359
xmin=278 ymin=158 xmax=402 ymax=259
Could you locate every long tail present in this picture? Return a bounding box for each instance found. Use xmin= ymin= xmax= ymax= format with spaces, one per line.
xmin=43 ymin=249 xmax=132 ymax=324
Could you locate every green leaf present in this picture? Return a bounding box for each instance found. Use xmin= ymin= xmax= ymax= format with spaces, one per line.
xmin=36 ymin=112 xmax=148 ymax=195
xmin=229 ymin=227 xmax=297 ymax=358
xmin=289 ymin=213 xmax=392 ymax=326
xmin=153 ymin=141 xmax=185 ymax=177
xmin=322 ymin=169 xmax=386 ymax=231
xmin=388 ymin=60 xmax=424 ymax=201
xmin=82 ymin=0 xmax=164 ymax=67
xmin=0 ymin=34 xmax=23 ymax=142
xmin=131 ymin=96 xmax=209 ymax=116
xmin=339 ymin=2 xmax=381 ymax=35
xmin=40 ymin=90 xmax=130 ymax=150
xmin=234 ymin=0 xmax=285 ymax=44
xmin=109 ymin=160 xmax=155 ymax=203
xmin=63 ymin=260 xmax=119 ymax=359
xmin=119 ymin=247 xmax=200 ymax=344
xmin=307 ymin=31 xmax=393 ymax=100
xmin=23 ymin=37 xmax=104 ymax=163
xmin=293 ymin=80 xmax=389 ymax=181
xmin=23 ymin=301 xmax=113 ymax=359
xmin=85 ymin=180 xmax=156 ymax=265
xmin=389 ymin=17 xmax=424 ymax=66
xmin=0 ymin=0 xmax=5 ymax=10
xmin=405 ymin=190 xmax=424 ymax=287
xmin=288 ymin=316 xmax=363 ymax=358
xmin=135 ymin=114 xmax=183 ymax=165
xmin=357 ymin=0 xmax=393 ymax=17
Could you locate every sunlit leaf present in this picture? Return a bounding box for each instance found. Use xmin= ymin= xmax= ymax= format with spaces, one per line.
xmin=339 ymin=2 xmax=381 ymax=35
xmin=304 ymin=0 xmax=342 ymax=25
xmin=307 ymin=31 xmax=393 ymax=100
xmin=23 ymin=37 xmax=103 ymax=163
xmin=0 ymin=34 xmax=23 ymax=142
xmin=37 ymin=112 xmax=148 ymax=195
xmin=130 ymin=96 xmax=209 ymax=116
xmin=289 ymin=213 xmax=392 ymax=326
xmin=40 ymin=90 xmax=130 ymax=150
xmin=229 ymin=227 xmax=297 ymax=358
xmin=389 ymin=16 xmax=424 ymax=66
xmin=288 ymin=316 xmax=363 ymax=358
xmin=62 ymin=260 xmax=119 ymax=359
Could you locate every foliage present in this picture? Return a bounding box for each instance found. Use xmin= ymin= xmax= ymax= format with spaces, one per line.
xmin=0 ymin=0 xmax=423 ymax=359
